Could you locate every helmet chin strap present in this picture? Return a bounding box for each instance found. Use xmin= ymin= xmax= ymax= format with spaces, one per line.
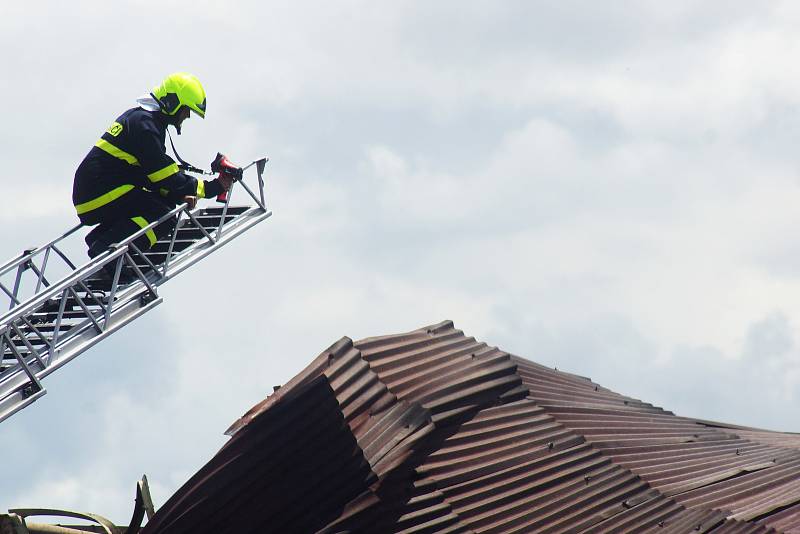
xmin=168 ymin=112 xmax=184 ymax=135
xmin=150 ymin=91 xmax=185 ymax=134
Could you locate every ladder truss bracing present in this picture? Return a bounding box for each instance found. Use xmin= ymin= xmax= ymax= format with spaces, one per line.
xmin=0 ymin=159 xmax=271 ymax=424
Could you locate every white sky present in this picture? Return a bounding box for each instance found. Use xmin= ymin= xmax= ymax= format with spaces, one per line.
xmin=1 ymin=0 xmax=800 ymax=523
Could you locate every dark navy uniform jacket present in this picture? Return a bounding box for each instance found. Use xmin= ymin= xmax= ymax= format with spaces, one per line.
xmin=73 ymin=107 xmax=222 ymax=220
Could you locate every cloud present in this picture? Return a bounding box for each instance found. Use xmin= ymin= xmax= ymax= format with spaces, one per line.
xmin=0 ymin=185 xmax=74 ymax=222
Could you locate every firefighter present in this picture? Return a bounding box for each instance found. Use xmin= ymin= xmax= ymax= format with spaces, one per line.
xmin=73 ymin=72 xmax=232 ymax=260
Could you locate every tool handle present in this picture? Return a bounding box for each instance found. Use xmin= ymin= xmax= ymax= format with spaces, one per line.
xmin=211 ymin=152 xmax=242 ymax=203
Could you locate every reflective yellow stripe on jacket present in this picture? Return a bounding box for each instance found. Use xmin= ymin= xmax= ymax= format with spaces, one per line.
xmin=148 ymin=163 xmax=179 ymax=183
xmin=196 ymin=179 xmax=205 ymax=198
xmin=74 ymin=184 xmax=135 ymax=215
xmin=131 ymin=216 xmax=157 ymax=247
xmin=95 ymin=139 xmax=140 ymax=166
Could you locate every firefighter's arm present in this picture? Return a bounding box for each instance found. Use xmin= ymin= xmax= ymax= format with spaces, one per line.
xmin=138 ymin=126 xmax=226 ymax=199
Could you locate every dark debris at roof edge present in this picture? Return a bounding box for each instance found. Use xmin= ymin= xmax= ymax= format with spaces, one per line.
xmin=142 ymin=320 xmax=800 ymax=534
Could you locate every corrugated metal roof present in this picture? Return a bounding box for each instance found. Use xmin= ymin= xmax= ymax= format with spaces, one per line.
xmin=142 ymin=320 xmax=800 ymax=533
xmin=513 ymin=355 xmax=800 ymax=531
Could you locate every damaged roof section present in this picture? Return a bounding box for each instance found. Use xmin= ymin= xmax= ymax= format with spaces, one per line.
xmin=143 ymin=320 xmax=800 ymax=533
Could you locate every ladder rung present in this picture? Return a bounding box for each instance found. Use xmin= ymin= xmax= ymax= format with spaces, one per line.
xmin=150 ymin=240 xmax=194 ymax=254
xmin=191 ymin=215 xmax=238 ymax=229
xmin=8 ymin=323 xmax=76 ymax=335
xmin=83 ymin=271 xmax=150 ymax=291
xmin=40 ymin=294 xmax=107 ymax=310
xmin=4 ymin=336 xmax=50 ymax=348
xmin=200 ymin=206 xmax=248 ymax=216
xmin=31 ymin=308 xmax=102 ymax=321
xmin=174 ymin=227 xmax=213 ymax=241
xmin=141 ymin=252 xmax=168 ymax=265
xmin=165 ymin=212 xmax=242 ymax=242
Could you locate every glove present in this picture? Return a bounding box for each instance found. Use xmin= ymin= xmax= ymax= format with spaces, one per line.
xmin=182 ymin=195 xmax=198 ymax=209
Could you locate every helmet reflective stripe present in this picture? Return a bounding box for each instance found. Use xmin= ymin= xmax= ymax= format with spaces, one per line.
xmin=151 ymin=72 xmax=207 ymax=119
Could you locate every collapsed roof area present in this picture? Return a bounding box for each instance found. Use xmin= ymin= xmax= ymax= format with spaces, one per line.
xmin=139 ymin=320 xmax=800 ymax=533
xmin=6 ymin=321 xmax=800 ymax=533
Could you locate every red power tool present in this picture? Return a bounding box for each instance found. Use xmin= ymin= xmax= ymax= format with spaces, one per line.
xmin=210 ymin=152 xmax=243 ymax=203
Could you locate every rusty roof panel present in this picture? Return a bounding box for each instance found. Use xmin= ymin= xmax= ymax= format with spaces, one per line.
xmin=143 ymin=321 xmax=800 ymax=533
xmin=732 ymin=429 xmax=800 ymax=451
xmin=142 ymin=375 xmax=376 ymax=534
xmin=356 ymin=324 xmax=522 ymax=417
xmin=757 ymin=502 xmax=800 ymax=532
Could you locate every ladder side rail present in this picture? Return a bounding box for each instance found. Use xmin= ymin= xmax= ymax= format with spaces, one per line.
xmin=0 ymin=224 xmax=82 ymax=276
xmin=0 ymin=247 xmax=129 ymax=327
xmin=0 ymin=387 xmax=46 ymax=422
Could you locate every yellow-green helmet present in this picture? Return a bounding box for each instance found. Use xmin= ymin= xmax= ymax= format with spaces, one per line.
xmin=151 ymin=72 xmax=207 ymax=118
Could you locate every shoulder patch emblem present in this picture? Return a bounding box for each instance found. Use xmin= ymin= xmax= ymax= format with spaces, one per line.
xmin=107 ymin=122 xmax=123 ymax=137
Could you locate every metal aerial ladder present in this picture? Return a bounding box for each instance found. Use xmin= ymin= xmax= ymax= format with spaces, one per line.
xmin=0 ymin=158 xmax=271 ymax=424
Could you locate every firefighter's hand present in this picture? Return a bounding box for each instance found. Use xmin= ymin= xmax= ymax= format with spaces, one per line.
xmin=182 ymin=196 xmax=198 ymax=209
xmin=217 ymin=174 xmax=234 ymax=191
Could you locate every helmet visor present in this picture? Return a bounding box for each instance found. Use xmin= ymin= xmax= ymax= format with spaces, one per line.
xmin=192 ymin=97 xmax=207 ymax=118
